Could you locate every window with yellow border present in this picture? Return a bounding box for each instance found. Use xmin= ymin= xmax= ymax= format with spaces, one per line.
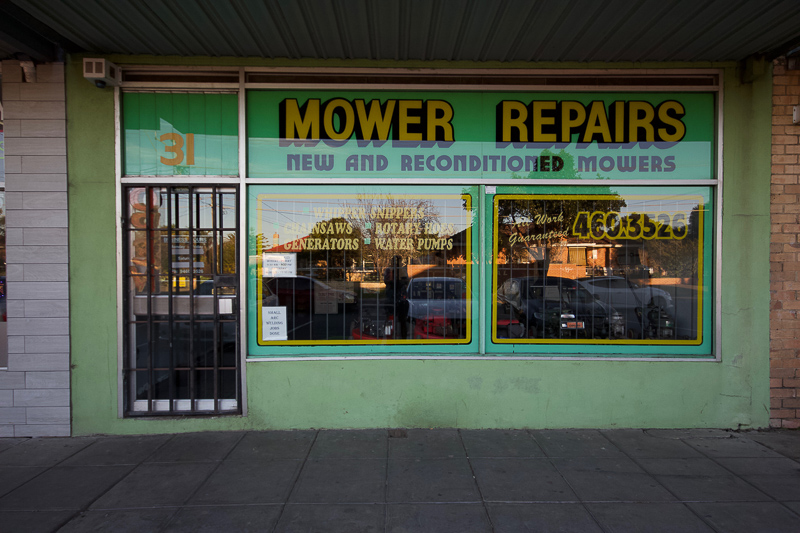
xmin=249 ymin=187 xmax=476 ymax=349
xmin=492 ymin=188 xmax=710 ymax=349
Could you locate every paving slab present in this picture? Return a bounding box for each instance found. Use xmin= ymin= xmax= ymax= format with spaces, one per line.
xmin=688 ymin=502 xmax=800 ymax=533
xmin=388 ymin=429 xmax=465 ymax=458
xmin=90 ymin=462 xmax=217 ymax=510
xmin=746 ymin=431 xmax=800 ymax=459
xmin=0 ymin=437 xmax=96 ymax=467
xmin=684 ymin=436 xmax=785 ymax=458
xmin=309 ymin=429 xmax=387 ymax=459
xmin=460 ymin=429 xmax=545 ymax=458
xmin=163 ymin=505 xmax=282 ymax=533
xmin=654 ymin=474 xmax=772 ymax=502
xmin=531 ymin=429 xmax=626 ymax=458
xmin=0 ymin=438 xmax=26 ymax=454
xmin=61 ymin=435 xmax=171 ymax=466
xmin=289 ymin=457 xmax=386 ymax=503
xmin=585 ymin=502 xmax=714 ymax=532
xmin=487 ymin=503 xmax=603 ymax=532
xmin=636 ymin=457 xmax=732 ymax=477
xmin=388 ymin=457 xmax=481 ymax=503
xmin=552 ymin=458 xmax=676 ymax=502
xmin=145 ymin=432 xmax=243 ymax=463
xmin=274 ymin=503 xmax=384 ymax=533
xmin=0 ymin=509 xmax=75 ymax=533
xmin=600 ymin=429 xmax=704 ymax=458
xmin=0 ymin=465 xmax=134 ymax=511
xmin=740 ymin=475 xmax=800 ymax=501
xmin=715 ymin=456 xmax=800 ymax=476
xmin=470 ymin=458 xmax=577 ymax=502
xmin=0 ymin=465 xmax=47 ymax=498
xmin=189 ymin=459 xmax=302 ymax=505
xmin=58 ymin=508 xmax=177 ymax=533
xmin=226 ymin=430 xmax=316 ymax=461
xmin=387 ymin=503 xmax=492 ymax=532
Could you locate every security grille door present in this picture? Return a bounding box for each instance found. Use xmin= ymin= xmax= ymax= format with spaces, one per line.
xmin=123 ymin=186 xmax=240 ymax=415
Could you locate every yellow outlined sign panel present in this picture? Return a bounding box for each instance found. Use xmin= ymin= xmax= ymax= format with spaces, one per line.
xmin=492 ymin=194 xmax=704 ymax=345
xmin=255 ymin=192 xmax=474 ymax=346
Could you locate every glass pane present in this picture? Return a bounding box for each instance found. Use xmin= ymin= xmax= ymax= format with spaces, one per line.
xmin=493 ymin=190 xmax=709 ymax=346
xmin=250 ymin=188 xmax=475 ymax=347
xmin=122 ymin=92 xmax=238 ymax=176
xmin=124 ymin=186 xmax=239 ymax=414
xmin=195 ymin=189 xmax=214 ymax=228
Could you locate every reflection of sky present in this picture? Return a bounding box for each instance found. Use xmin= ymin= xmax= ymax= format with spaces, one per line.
xmin=124 ymin=119 xmax=237 ymax=176
xmin=257 ymin=193 xmax=471 ymax=245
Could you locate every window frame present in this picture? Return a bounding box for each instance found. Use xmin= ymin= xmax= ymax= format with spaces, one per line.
xmin=115 ymin=68 xmax=724 ymax=389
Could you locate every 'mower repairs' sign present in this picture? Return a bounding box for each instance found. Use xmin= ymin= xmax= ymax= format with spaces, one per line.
xmin=247 ymin=91 xmax=714 ymax=180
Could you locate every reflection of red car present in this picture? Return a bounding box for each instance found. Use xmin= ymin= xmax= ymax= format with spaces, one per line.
xmin=413 ymin=314 xmax=458 ymax=339
xmin=352 ymin=314 xmax=394 ymax=340
xmin=406 ymin=277 xmax=467 ymax=340
xmin=265 ymin=276 xmax=356 ymax=312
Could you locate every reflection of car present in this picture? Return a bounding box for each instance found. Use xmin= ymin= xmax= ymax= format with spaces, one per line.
xmin=498 ymin=276 xmax=625 ymax=339
xmin=577 ymin=276 xmax=672 ymax=310
xmin=405 ymin=277 xmax=467 ymax=339
xmin=496 ymin=295 xmax=525 ymax=339
xmin=351 ymin=304 xmax=395 ymax=340
xmin=577 ymin=276 xmax=675 ymax=339
xmin=264 ymin=276 xmax=356 ymax=312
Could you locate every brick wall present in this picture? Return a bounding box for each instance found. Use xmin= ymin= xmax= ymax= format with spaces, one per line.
xmin=771 ymin=57 xmax=800 ymax=429
xmin=0 ymin=61 xmax=70 ymax=437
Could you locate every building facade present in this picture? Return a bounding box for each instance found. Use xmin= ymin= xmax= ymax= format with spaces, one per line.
xmin=0 ymin=1 xmax=797 ymax=436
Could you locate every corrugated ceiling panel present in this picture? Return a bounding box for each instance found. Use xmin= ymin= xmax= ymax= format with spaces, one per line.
xmin=4 ymin=0 xmax=800 ymax=62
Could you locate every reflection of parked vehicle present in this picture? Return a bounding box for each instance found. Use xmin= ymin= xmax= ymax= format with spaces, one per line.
xmin=351 ymin=304 xmax=395 ymax=340
xmin=264 ymin=276 xmax=356 ymax=312
xmin=496 ymin=295 xmax=525 ymax=339
xmin=405 ymin=277 xmax=467 ymax=339
xmin=498 ymin=276 xmax=625 ymax=340
xmin=577 ymin=276 xmax=672 ymax=310
xmin=577 ymin=276 xmax=675 ymax=339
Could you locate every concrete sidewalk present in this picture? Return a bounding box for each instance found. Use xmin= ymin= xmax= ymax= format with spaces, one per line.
xmin=0 ymin=429 xmax=799 ymax=532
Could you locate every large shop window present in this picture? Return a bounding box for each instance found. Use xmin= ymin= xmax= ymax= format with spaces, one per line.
xmin=244 ymin=89 xmax=716 ymax=358
xmin=247 ymin=186 xmax=477 ymax=355
xmin=490 ymin=187 xmax=712 ymax=355
xmin=120 ymin=85 xmax=719 ymax=385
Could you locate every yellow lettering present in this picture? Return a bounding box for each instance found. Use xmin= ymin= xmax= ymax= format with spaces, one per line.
xmin=582 ymin=101 xmax=612 ymax=143
xmin=284 ymin=98 xmax=320 ymax=139
xmin=323 ymin=98 xmax=354 ymax=140
xmin=629 ymin=101 xmax=655 ymax=142
xmin=398 ymin=100 xmax=423 ymax=141
xmin=532 ymin=101 xmax=557 ymax=143
xmin=657 ymin=101 xmax=686 ymax=142
xmin=560 ymin=101 xmax=586 ymax=143
xmin=355 ymin=100 xmax=394 ymax=140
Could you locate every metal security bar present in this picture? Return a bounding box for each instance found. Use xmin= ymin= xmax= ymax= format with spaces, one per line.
xmin=122 ymin=185 xmax=239 ymax=416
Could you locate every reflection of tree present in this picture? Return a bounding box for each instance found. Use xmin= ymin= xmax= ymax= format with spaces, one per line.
xmin=501 ymin=150 xmax=625 ymax=277
xmin=221 ymin=233 xmax=236 ymax=274
xmin=346 ymin=195 xmax=440 ymax=277
xmin=307 ymin=217 xmax=363 ymax=279
xmin=642 ymin=205 xmax=702 ymax=278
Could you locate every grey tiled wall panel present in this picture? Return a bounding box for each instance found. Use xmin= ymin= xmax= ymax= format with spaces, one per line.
xmin=7 ymin=354 xmax=70 ymax=372
xmin=1 ymin=60 xmax=71 ymax=436
xmin=13 ymin=389 xmax=70 ymax=407
xmin=15 ymin=424 xmax=70 ymax=437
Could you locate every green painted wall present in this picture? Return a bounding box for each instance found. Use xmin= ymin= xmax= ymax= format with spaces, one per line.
xmin=67 ymin=56 xmax=771 ymax=435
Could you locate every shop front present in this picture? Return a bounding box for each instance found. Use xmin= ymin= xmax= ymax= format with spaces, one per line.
xmin=61 ymin=62 xmax=770 ymax=435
